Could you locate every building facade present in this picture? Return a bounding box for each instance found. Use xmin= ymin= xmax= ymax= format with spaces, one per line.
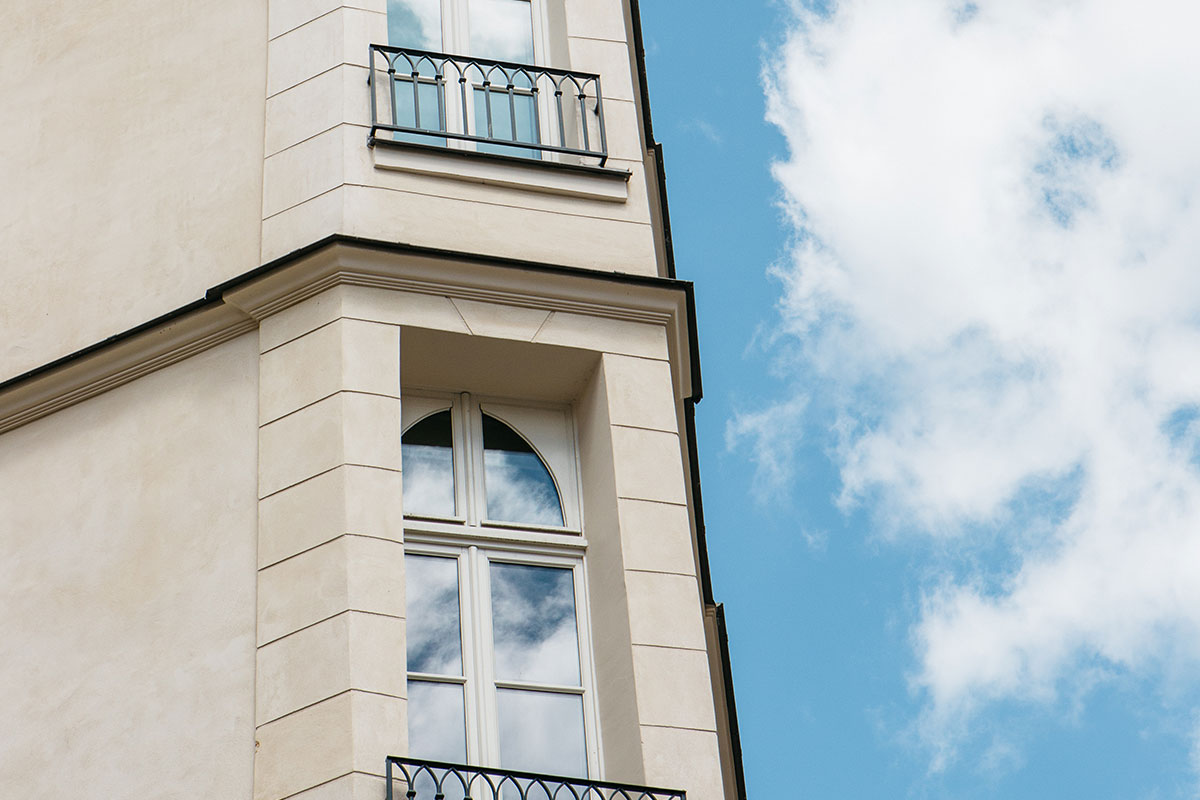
xmin=0 ymin=1 xmax=744 ymax=799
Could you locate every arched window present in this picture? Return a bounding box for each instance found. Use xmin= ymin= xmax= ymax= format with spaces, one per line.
xmin=399 ymin=393 xmax=578 ymax=531
xmin=400 ymin=392 xmax=595 ymax=781
xmin=481 ymin=413 xmax=563 ymax=527
xmin=401 ymin=409 xmax=456 ymax=518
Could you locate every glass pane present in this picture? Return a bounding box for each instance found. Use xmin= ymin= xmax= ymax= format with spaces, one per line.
xmin=394 ymin=78 xmax=444 ymax=132
xmin=406 ymin=555 xmax=463 ymax=675
xmin=407 ymin=680 xmax=468 ymax=762
xmin=482 ymin=414 xmax=562 ymax=525
xmin=490 ymin=562 xmax=580 ymax=685
xmin=403 ymin=411 xmax=456 ymax=518
xmin=469 ymin=0 xmax=534 ymax=63
xmin=472 ymin=88 xmax=540 ymax=159
xmin=388 ymin=0 xmax=441 ymax=50
xmin=497 ymin=689 xmax=586 ymax=778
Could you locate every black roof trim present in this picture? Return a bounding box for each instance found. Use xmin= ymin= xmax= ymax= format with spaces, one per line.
xmin=1 ymin=234 xmax=703 ymax=400
xmin=0 ymin=295 xmax=222 ymax=393
xmin=624 ymin=4 xmax=743 ymax=794
xmin=716 ymin=603 xmax=749 ymax=800
xmin=684 ymin=398 xmax=714 ymax=605
xmin=627 ymin=0 xmax=677 ymax=282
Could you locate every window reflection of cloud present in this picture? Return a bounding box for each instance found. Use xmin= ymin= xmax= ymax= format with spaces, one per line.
xmin=484 ymin=450 xmax=563 ymax=526
xmin=497 ymin=689 xmax=586 ymax=778
xmin=491 ymin=563 xmax=580 ymax=685
xmin=406 ymin=555 xmax=463 ymax=675
xmin=468 ymin=0 xmax=534 ymax=63
xmin=387 ymin=0 xmax=441 ymax=50
xmin=408 ymin=680 xmax=469 ymax=800
xmin=403 ymin=443 xmax=455 ymax=518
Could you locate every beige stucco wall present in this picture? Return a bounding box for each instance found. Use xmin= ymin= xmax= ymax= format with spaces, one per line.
xmin=0 ymin=0 xmax=661 ymax=382
xmin=260 ymin=0 xmax=661 ymax=274
xmin=222 ymin=259 xmax=720 ymax=798
xmin=0 ymin=0 xmax=267 ymax=381
xmin=0 ymin=225 xmax=723 ymax=797
xmin=0 ymin=334 xmax=259 ymax=798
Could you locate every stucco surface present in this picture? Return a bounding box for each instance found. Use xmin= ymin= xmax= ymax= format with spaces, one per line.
xmin=256 ymin=0 xmax=660 ymax=274
xmin=0 ymin=335 xmax=259 ymax=798
xmin=0 ymin=0 xmax=267 ymax=381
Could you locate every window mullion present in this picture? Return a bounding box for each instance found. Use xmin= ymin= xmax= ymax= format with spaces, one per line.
xmin=465 ymin=394 xmax=488 ymax=527
xmin=575 ymin=558 xmax=602 ymax=779
xmin=493 ymin=679 xmax=584 ymax=694
xmin=456 ymin=548 xmax=482 ymax=764
xmin=456 ymin=392 xmax=476 ymax=525
xmin=447 ymin=0 xmax=468 ymax=54
xmin=470 ymin=545 xmax=502 ymax=767
xmin=409 ymin=672 xmax=468 ymax=684
xmin=529 ymin=0 xmax=547 ymax=65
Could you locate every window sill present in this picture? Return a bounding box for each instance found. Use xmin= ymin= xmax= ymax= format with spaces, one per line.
xmin=370 ymin=138 xmax=631 ymax=203
xmin=405 ymin=522 xmax=587 ymax=551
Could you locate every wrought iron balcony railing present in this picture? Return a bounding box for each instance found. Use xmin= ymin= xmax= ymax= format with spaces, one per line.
xmin=368 ymin=44 xmax=609 ymax=166
xmin=386 ymin=756 xmax=685 ymax=800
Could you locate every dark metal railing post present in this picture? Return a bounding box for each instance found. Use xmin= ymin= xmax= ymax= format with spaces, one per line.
xmin=592 ymin=76 xmax=608 ymax=166
xmin=459 ymin=73 xmax=470 ymax=134
xmin=367 ymin=49 xmax=379 ymax=142
xmin=482 ymin=79 xmax=495 ymax=139
xmin=507 ymin=82 xmax=518 ymax=142
xmin=411 ymin=69 xmax=422 ymax=129
xmin=577 ymin=90 xmax=591 ymax=153
xmin=389 ymin=66 xmax=401 ymax=131
xmin=531 ymin=84 xmax=542 ymax=149
xmin=554 ymin=86 xmax=566 ymax=148
xmin=436 ymin=68 xmax=446 ymax=132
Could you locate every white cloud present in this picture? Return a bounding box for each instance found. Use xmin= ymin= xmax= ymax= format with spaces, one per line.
xmin=725 ymin=395 xmax=808 ymax=505
xmin=684 ymin=118 xmax=725 ymax=145
xmin=764 ymin=0 xmax=1200 ymax=766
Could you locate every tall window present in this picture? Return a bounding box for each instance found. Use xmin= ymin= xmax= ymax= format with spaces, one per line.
xmin=386 ymin=0 xmax=543 ymax=62
xmin=405 ymin=548 xmax=593 ymax=776
xmin=386 ymin=0 xmax=547 ymax=156
xmin=401 ymin=392 xmax=596 ymax=780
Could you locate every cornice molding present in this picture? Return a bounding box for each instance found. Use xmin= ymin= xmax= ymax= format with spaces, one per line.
xmin=0 ymin=304 xmax=256 ymax=435
xmin=224 ymin=244 xmax=679 ymax=327
xmin=0 ymin=239 xmax=695 ymax=434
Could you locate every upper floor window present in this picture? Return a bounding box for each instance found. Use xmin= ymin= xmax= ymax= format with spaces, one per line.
xmin=387 ymin=0 xmax=544 ymax=64
xmin=404 ymin=545 xmax=597 ymax=782
xmin=371 ymin=0 xmax=609 ymax=164
xmin=401 ymin=392 xmax=596 ymax=786
xmin=401 ymin=392 xmax=581 ymax=533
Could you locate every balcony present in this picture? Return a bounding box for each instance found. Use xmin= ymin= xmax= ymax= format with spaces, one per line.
xmin=367 ymin=45 xmax=609 ymax=168
xmin=386 ymin=757 xmax=685 ymax=800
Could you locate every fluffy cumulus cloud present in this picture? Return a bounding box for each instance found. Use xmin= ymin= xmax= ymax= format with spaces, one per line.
xmin=761 ymin=0 xmax=1200 ymax=769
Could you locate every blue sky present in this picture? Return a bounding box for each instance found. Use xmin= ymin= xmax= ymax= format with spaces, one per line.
xmin=639 ymin=1 xmax=1200 ymax=797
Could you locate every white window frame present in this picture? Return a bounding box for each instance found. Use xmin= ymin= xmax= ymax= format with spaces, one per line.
xmin=449 ymin=0 xmax=552 ymax=157
xmin=401 ymin=391 xmax=583 ymax=536
xmin=402 ymin=389 xmax=601 ymax=778
xmin=437 ymin=0 xmax=550 ymax=65
xmin=404 ymin=537 xmax=602 ymax=778
xmin=388 ymin=0 xmax=556 ymax=154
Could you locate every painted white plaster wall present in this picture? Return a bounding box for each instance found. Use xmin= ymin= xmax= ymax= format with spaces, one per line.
xmin=0 ymin=335 xmax=259 ymax=799
xmin=0 ymin=0 xmax=268 ymax=381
